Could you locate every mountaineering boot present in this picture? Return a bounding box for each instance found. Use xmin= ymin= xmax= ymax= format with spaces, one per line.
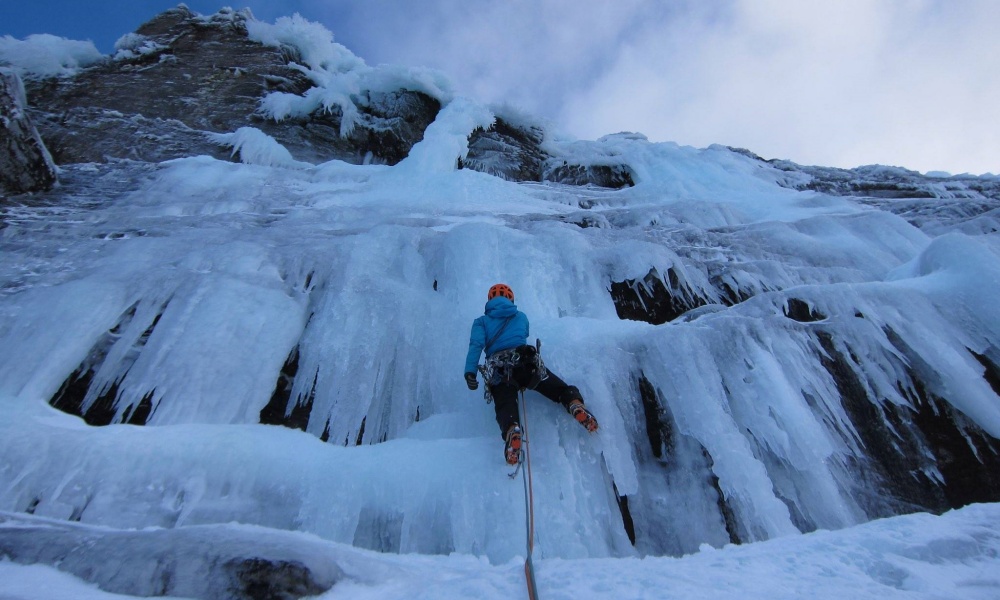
xmin=568 ymin=401 xmax=599 ymax=433
xmin=504 ymin=424 xmax=523 ymax=465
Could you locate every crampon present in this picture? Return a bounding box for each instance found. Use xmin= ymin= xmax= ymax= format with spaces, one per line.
xmin=504 ymin=425 xmax=523 ymax=465
xmin=568 ymin=401 xmax=599 ymax=433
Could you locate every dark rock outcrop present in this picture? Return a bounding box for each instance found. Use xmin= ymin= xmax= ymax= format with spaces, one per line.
xmin=776 ymin=161 xmax=989 ymax=199
xmin=260 ymin=346 xmax=314 ymax=431
xmin=0 ymin=68 xmax=57 ymax=194
xmin=783 ymin=297 xmax=826 ymax=323
xmin=816 ymin=331 xmax=1000 ymax=517
xmin=462 ymin=118 xmax=547 ymax=182
xmin=610 ymin=267 xmax=731 ymax=325
xmin=728 ymin=146 xmax=1000 ymax=233
xmin=462 ymin=118 xmax=636 ymax=187
xmin=543 ymin=161 xmax=634 ymax=188
xmin=22 ymin=6 xmax=440 ymax=166
xmin=729 ymin=146 xmax=1000 ymax=203
xmin=48 ymin=301 xmax=163 ymax=426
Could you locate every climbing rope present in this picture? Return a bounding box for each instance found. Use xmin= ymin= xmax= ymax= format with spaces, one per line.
xmin=516 ymin=388 xmax=540 ymax=600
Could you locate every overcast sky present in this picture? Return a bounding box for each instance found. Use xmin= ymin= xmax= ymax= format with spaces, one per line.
xmin=4 ymin=0 xmax=998 ymax=174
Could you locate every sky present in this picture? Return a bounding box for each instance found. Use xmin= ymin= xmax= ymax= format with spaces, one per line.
xmin=2 ymin=0 xmax=999 ymax=175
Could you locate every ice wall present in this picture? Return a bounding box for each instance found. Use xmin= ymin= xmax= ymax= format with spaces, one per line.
xmin=2 ymin=104 xmax=1000 ymax=564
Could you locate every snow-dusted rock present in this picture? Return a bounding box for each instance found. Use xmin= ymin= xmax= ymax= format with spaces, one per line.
xmin=462 ymin=117 xmax=548 ymax=182
xmin=20 ymin=6 xmax=441 ymax=166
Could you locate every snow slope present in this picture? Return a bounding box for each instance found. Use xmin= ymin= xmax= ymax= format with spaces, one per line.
xmin=2 ymin=503 xmax=999 ymax=599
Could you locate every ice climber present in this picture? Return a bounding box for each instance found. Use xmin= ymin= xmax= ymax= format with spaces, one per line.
xmin=464 ymin=283 xmax=599 ymax=465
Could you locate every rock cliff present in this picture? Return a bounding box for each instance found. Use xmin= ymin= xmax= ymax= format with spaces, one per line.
xmin=0 ymin=69 xmax=57 ymax=194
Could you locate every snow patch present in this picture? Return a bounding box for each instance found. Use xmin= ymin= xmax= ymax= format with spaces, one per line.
xmin=112 ymin=33 xmax=166 ymax=61
xmin=0 ymin=34 xmax=103 ymax=79
xmin=245 ymin=13 xmax=453 ymax=134
xmin=210 ymin=127 xmax=312 ymax=169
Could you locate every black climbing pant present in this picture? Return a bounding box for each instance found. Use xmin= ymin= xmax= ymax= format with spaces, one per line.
xmin=490 ymin=368 xmax=582 ymax=437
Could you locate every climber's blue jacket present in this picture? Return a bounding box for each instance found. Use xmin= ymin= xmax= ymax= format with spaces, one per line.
xmin=464 ymin=297 xmax=529 ymax=375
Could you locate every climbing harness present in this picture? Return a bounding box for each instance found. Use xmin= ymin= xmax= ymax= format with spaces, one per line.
xmin=476 ymin=315 xmax=515 ymax=402
xmin=477 ymin=340 xmax=548 ymax=404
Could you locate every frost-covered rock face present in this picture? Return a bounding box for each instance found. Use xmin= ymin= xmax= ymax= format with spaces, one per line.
xmin=463 ymin=118 xmax=548 ymax=182
xmin=11 ymin=3 xmax=640 ymax=189
xmin=20 ymin=6 xmax=441 ymax=166
xmin=542 ymin=162 xmax=635 ymax=188
xmin=0 ymin=69 xmax=56 ymax=195
xmin=463 ymin=119 xmax=636 ymax=187
xmin=730 ymin=147 xmax=1000 ymax=233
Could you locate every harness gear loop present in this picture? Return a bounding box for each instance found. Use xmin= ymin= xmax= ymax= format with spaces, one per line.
xmin=477 ymin=339 xmax=548 ymax=403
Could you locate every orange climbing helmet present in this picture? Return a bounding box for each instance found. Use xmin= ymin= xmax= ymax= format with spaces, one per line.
xmin=487 ymin=283 xmax=515 ymax=301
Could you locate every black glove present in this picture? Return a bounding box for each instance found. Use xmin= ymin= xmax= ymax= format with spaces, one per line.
xmin=464 ymin=372 xmax=479 ymax=390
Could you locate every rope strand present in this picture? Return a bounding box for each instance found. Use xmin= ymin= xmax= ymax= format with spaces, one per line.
xmin=518 ymin=389 xmax=540 ymax=600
